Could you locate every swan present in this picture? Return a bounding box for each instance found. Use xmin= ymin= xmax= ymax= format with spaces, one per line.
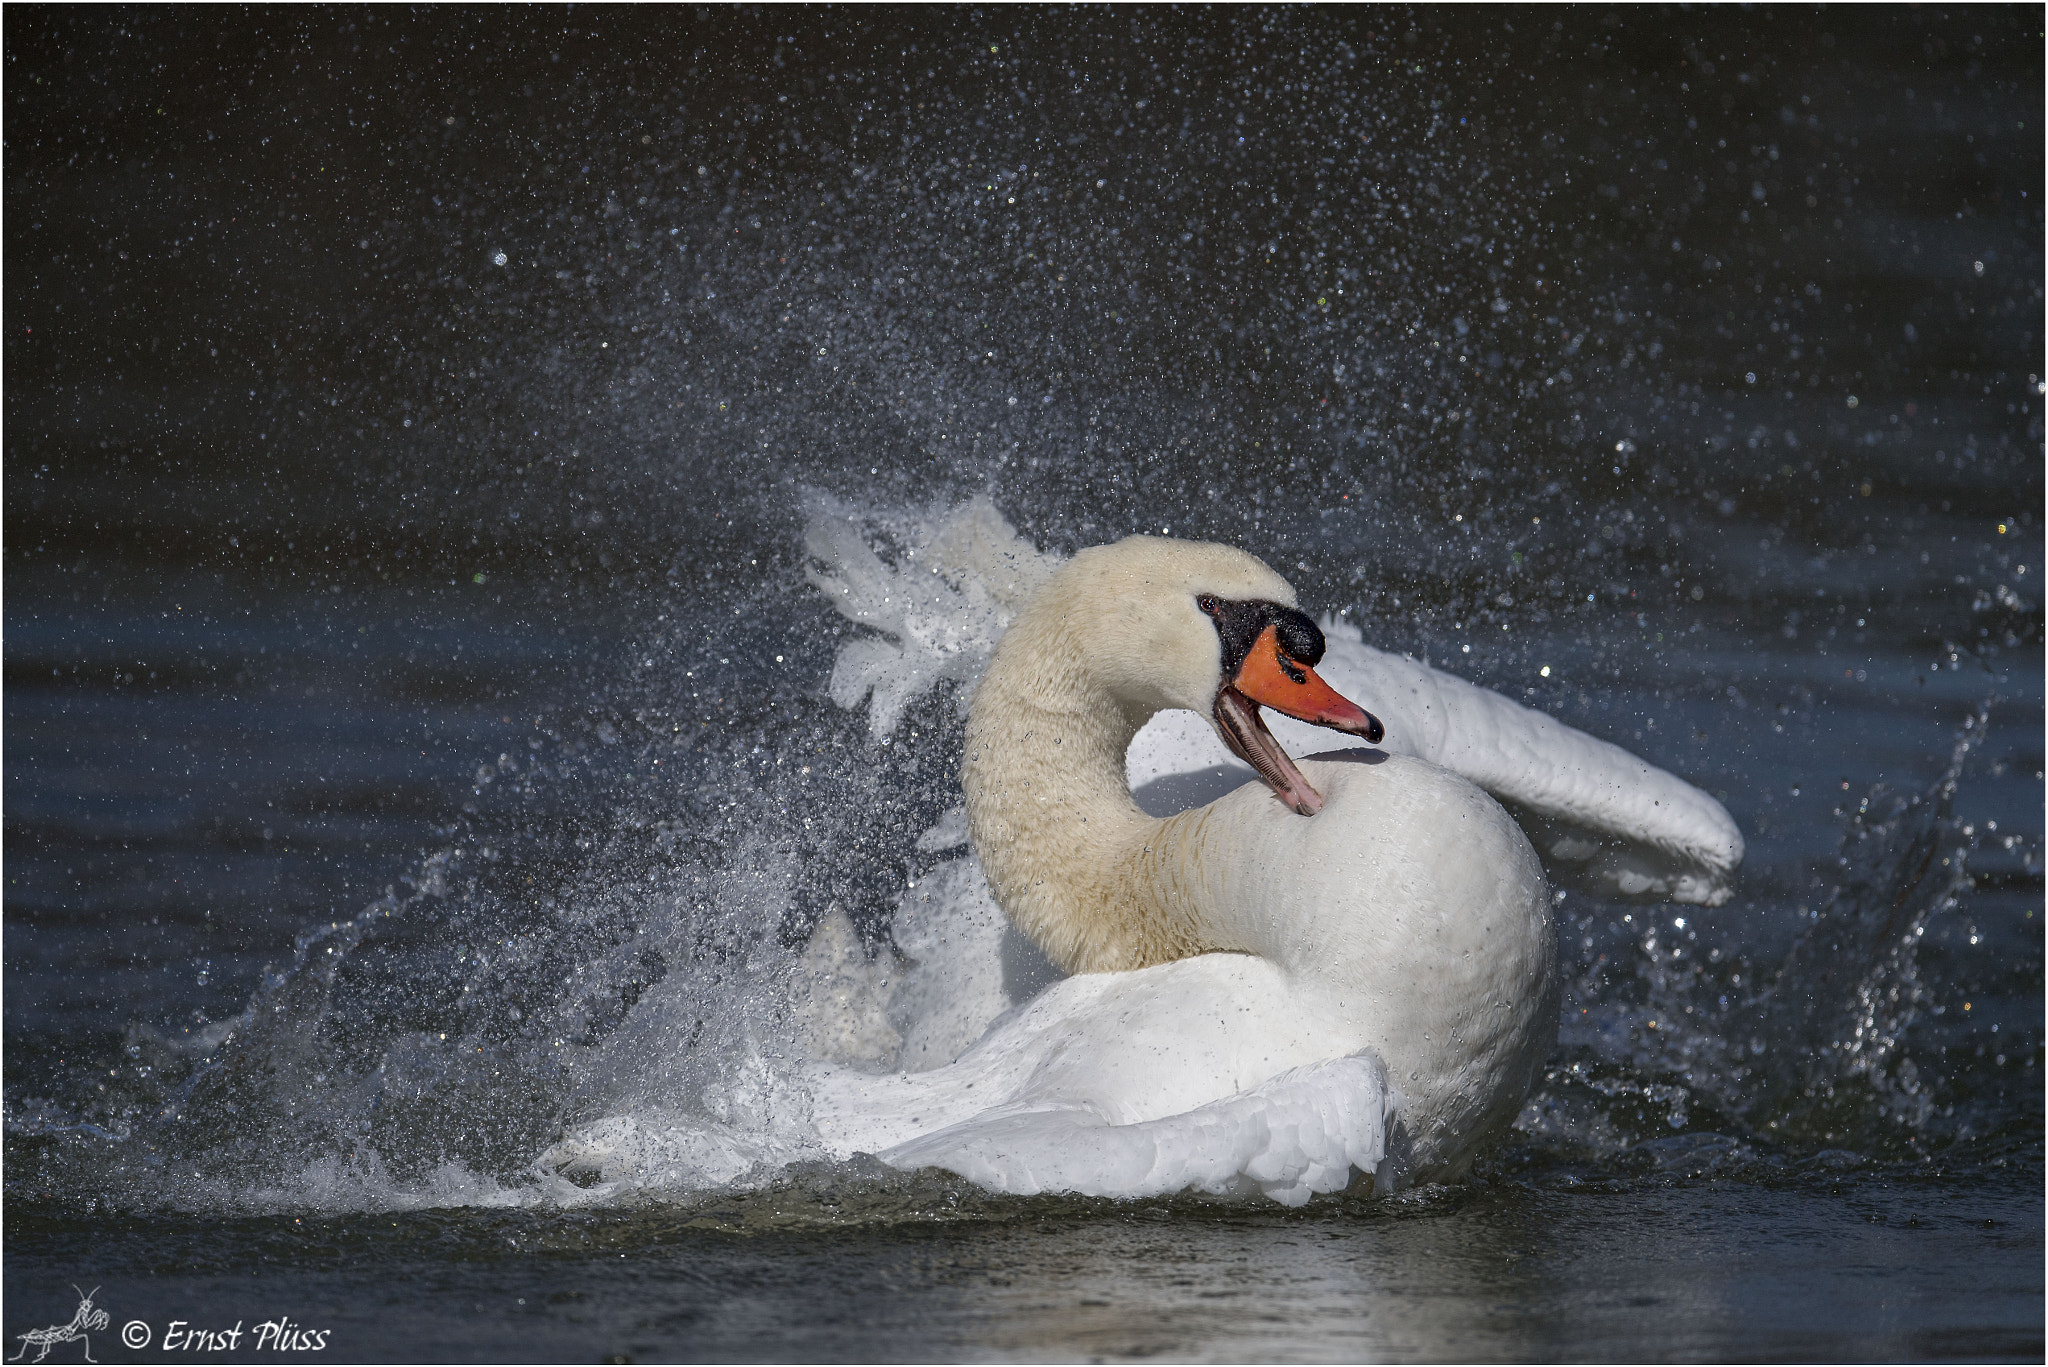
xmin=792 ymin=533 xmax=1559 ymax=1201
xmin=546 ymin=503 xmax=1742 ymax=1205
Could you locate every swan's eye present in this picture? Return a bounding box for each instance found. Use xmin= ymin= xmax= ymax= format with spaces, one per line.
xmin=1195 ymin=594 xmax=1222 ymax=616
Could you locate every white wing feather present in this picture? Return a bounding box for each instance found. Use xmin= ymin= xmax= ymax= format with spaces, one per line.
xmin=804 ymin=498 xmax=1057 ymax=737
xmin=1298 ymin=620 xmax=1744 ymax=905
xmin=877 ymin=1052 xmax=1393 ymax=1206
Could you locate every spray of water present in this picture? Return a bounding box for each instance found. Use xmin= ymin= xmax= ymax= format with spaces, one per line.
xmin=1524 ymin=707 xmax=1994 ymax=1170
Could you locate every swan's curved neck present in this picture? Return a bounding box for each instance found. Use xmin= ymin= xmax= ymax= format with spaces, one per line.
xmin=962 ymin=617 xmax=1230 ymax=975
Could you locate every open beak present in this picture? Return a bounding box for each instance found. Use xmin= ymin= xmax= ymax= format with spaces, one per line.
xmin=1213 ymin=624 xmax=1383 ymax=816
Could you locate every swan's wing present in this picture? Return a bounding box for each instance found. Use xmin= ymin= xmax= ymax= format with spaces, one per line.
xmin=803 ymin=498 xmax=1059 ymax=737
xmin=1301 ymin=621 xmax=1744 ymax=906
xmin=877 ymin=1052 xmax=1395 ymax=1206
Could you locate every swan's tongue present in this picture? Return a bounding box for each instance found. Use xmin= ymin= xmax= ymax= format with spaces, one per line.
xmin=1213 ymin=686 xmax=1326 ymax=816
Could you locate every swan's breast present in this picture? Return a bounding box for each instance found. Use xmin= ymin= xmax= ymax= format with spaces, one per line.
xmin=1177 ymin=751 xmax=1559 ymax=1167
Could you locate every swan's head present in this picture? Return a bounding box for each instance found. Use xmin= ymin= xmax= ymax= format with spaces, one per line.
xmin=1055 ymin=536 xmax=1383 ymax=816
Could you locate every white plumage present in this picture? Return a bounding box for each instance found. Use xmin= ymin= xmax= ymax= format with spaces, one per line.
xmin=811 ymin=956 xmax=1397 ymax=1205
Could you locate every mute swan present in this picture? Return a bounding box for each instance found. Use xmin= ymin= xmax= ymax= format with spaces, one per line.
xmin=548 ymin=505 xmax=1742 ymax=1205
xmin=797 ymin=534 xmax=1559 ymax=1199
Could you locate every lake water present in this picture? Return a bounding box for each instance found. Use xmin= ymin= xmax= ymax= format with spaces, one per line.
xmin=6 ymin=9 xmax=2041 ymax=1362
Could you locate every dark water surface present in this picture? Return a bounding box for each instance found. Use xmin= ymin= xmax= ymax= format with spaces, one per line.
xmin=5 ymin=1171 xmax=2040 ymax=1364
xmin=6 ymin=9 xmax=2041 ymax=1363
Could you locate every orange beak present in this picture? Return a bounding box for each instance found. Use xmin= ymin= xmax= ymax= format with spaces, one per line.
xmin=1231 ymin=624 xmax=1384 ymax=741
xmin=1212 ymin=623 xmax=1384 ymax=817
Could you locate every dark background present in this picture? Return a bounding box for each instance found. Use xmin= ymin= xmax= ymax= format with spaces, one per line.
xmin=11 ymin=7 xmax=2037 ymax=579
xmin=10 ymin=0 xmax=2039 ymax=1070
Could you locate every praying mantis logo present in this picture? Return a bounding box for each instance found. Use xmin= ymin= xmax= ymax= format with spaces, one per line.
xmin=9 ymin=1288 xmax=109 ymax=1364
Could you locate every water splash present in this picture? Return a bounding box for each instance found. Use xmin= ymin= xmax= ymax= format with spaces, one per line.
xmin=4 ymin=482 xmax=2020 ymax=1214
xmin=1530 ymin=706 xmax=1991 ymax=1162
xmin=1745 ymin=707 xmax=1985 ymax=1145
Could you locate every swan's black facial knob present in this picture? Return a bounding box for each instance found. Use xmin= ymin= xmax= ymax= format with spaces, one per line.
xmin=1196 ymin=596 xmax=1325 ymax=676
xmin=1271 ymin=609 xmax=1325 ymax=667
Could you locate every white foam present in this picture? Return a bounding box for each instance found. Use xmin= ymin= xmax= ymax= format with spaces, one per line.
xmin=887 ymin=852 xmax=1023 ymax=1071
xmin=537 ymin=1112 xmax=811 ymax=1201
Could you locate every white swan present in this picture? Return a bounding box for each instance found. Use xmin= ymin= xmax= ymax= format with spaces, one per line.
xmin=546 ymin=503 xmax=1744 ymax=1206
xmin=788 ymin=531 xmax=1564 ymax=1202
